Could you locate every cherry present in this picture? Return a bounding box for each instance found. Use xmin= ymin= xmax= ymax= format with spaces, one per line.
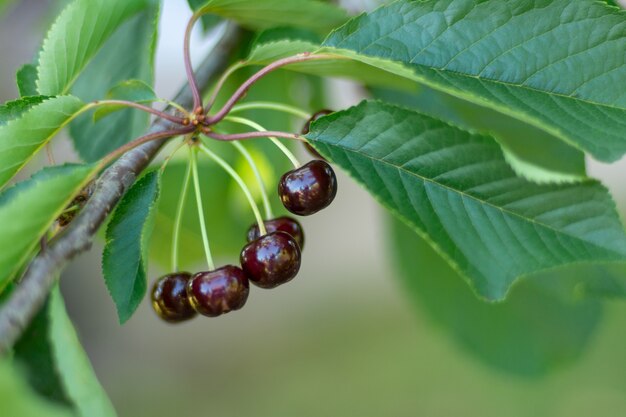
xmin=151 ymin=272 xmax=197 ymax=323
xmin=278 ymin=160 xmax=337 ymax=216
xmin=246 ymin=216 xmax=305 ymax=249
xmin=301 ymin=109 xmax=333 ymax=159
xmin=240 ymin=231 xmax=301 ymax=289
xmin=186 ymin=266 xmax=250 ymax=317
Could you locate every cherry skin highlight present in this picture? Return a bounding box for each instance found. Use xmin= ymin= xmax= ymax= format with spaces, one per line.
xmin=301 ymin=109 xmax=333 ymax=160
xmin=151 ymin=272 xmax=197 ymax=323
xmin=186 ymin=266 xmax=250 ymax=317
xmin=240 ymin=231 xmax=301 ymax=289
xmin=247 ymin=216 xmax=305 ymax=249
xmin=278 ymin=160 xmax=337 ymax=216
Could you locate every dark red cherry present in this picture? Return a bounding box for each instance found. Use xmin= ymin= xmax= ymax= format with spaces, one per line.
xmin=301 ymin=109 xmax=333 ymax=159
xmin=240 ymin=231 xmax=301 ymax=289
xmin=151 ymin=272 xmax=196 ymax=323
xmin=278 ymin=160 xmax=337 ymax=216
xmin=186 ymin=266 xmax=249 ymax=317
xmin=246 ymin=216 xmax=305 ymax=249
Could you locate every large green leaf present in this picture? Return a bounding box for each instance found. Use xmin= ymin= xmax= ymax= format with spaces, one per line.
xmin=391 ymin=217 xmax=602 ymax=376
xmin=306 ymin=101 xmax=626 ymax=300
xmin=70 ymin=5 xmax=159 ymax=162
xmin=48 ymin=287 xmax=117 ymax=417
xmin=103 ymin=170 xmax=161 ymax=324
xmin=323 ymin=0 xmax=626 ymax=163
xmin=36 ymin=0 xmax=153 ymax=96
xmin=0 ymin=96 xmax=86 ymax=188
xmin=0 ymin=361 xmax=73 ymax=417
xmin=246 ymin=40 xmax=586 ymax=179
xmin=93 ymin=79 xmax=158 ymax=122
xmin=0 ymin=164 xmax=96 ymax=291
xmin=196 ymin=0 xmax=348 ymax=34
xmin=0 ymin=96 xmax=49 ymax=126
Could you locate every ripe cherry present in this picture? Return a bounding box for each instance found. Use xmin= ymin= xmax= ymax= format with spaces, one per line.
xmin=278 ymin=160 xmax=337 ymax=216
xmin=247 ymin=216 xmax=305 ymax=249
xmin=151 ymin=272 xmax=197 ymax=323
xmin=240 ymin=231 xmax=301 ymax=289
xmin=186 ymin=266 xmax=250 ymax=317
xmin=301 ymin=109 xmax=333 ymax=160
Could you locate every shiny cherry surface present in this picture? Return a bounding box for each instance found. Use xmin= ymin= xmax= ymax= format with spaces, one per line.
xmin=278 ymin=160 xmax=337 ymax=216
xmin=240 ymin=231 xmax=301 ymax=289
xmin=151 ymin=272 xmax=196 ymax=323
xmin=186 ymin=266 xmax=249 ymax=317
xmin=246 ymin=216 xmax=305 ymax=249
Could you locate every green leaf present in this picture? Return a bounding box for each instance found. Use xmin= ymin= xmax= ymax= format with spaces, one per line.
xmin=48 ymin=287 xmax=117 ymax=417
xmin=0 ymin=96 xmax=50 ymax=127
xmin=0 ymin=360 xmax=73 ymax=417
xmin=36 ymin=0 xmax=153 ymax=96
xmin=69 ymin=5 xmax=160 ymax=162
xmin=247 ymin=39 xmax=586 ymax=180
xmin=103 ymin=170 xmax=161 ymax=323
xmin=307 ymin=101 xmax=626 ymax=300
xmin=16 ymin=64 xmax=39 ymax=97
xmin=323 ymin=0 xmax=626 ymax=163
xmin=0 ymin=164 xmax=96 ymax=291
xmin=93 ymin=79 xmax=158 ymax=122
xmin=197 ymin=0 xmax=348 ymax=34
xmin=14 ymin=297 xmax=72 ymax=407
xmin=390 ymin=217 xmax=603 ymax=376
xmin=0 ymin=95 xmax=85 ymax=188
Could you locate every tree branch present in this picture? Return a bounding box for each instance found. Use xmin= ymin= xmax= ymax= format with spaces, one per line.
xmin=0 ymin=23 xmax=242 ymax=355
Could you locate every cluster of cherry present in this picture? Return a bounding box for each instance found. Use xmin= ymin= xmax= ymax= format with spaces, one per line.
xmin=151 ymin=111 xmax=336 ymax=322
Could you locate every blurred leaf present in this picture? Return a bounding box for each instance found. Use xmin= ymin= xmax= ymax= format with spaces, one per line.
xmin=187 ymin=0 xmax=221 ymax=31
xmin=48 ymin=287 xmax=117 ymax=417
xmin=196 ymin=0 xmax=348 ymax=34
xmin=0 ymin=95 xmax=85 ymax=188
xmin=93 ymin=79 xmax=158 ymax=122
xmin=36 ymin=0 xmax=153 ymax=95
xmin=0 ymin=164 xmax=96 ymax=291
xmin=16 ymin=64 xmax=39 ymax=97
xmin=70 ymin=5 xmax=159 ymax=162
xmin=253 ymin=27 xmax=322 ymax=46
xmin=14 ymin=298 xmax=71 ymax=407
xmin=307 ymin=101 xmax=626 ymax=301
xmin=103 ymin=170 xmax=161 ymax=324
xmin=323 ymin=0 xmax=626 ymax=163
xmin=390 ymin=216 xmax=603 ymax=376
xmin=0 ymin=360 xmax=73 ymax=417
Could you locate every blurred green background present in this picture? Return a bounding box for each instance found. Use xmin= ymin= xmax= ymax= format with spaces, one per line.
xmin=2 ymin=1 xmax=626 ymax=416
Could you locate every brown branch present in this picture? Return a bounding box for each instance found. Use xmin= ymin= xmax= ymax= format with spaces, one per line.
xmin=0 ymin=23 xmax=242 ymax=355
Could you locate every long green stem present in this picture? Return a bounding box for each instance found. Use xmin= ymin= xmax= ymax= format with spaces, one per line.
xmin=231 ymin=141 xmax=273 ymax=219
xmin=230 ymin=101 xmax=310 ymax=119
xmin=191 ymin=148 xmax=215 ymax=271
xmin=171 ymin=150 xmax=193 ymax=272
xmin=224 ymin=116 xmax=301 ymax=168
xmin=197 ymin=143 xmax=267 ymax=236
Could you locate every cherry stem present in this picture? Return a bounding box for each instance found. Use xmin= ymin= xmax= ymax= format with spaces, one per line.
xmin=230 ymin=101 xmax=310 ymax=119
xmin=96 ymin=100 xmax=187 ymax=124
xmin=204 ymin=60 xmax=245 ymax=113
xmin=197 ymin=143 xmax=267 ymax=236
xmin=231 ymin=141 xmax=274 ymax=220
xmin=184 ymin=12 xmax=203 ymax=110
xmin=191 ymin=147 xmax=216 ymax=271
xmin=159 ymin=139 xmax=187 ymax=174
xmin=101 ymin=126 xmax=195 ymax=167
xmin=206 ymin=53 xmax=335 ymax=125
xmin=224 ymin=116 xmax=301 ymax=168
xmin=171 ymin=147 xmax=193 ymax=272
xmin=205 ymin=130 xmax=305 ymax=143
